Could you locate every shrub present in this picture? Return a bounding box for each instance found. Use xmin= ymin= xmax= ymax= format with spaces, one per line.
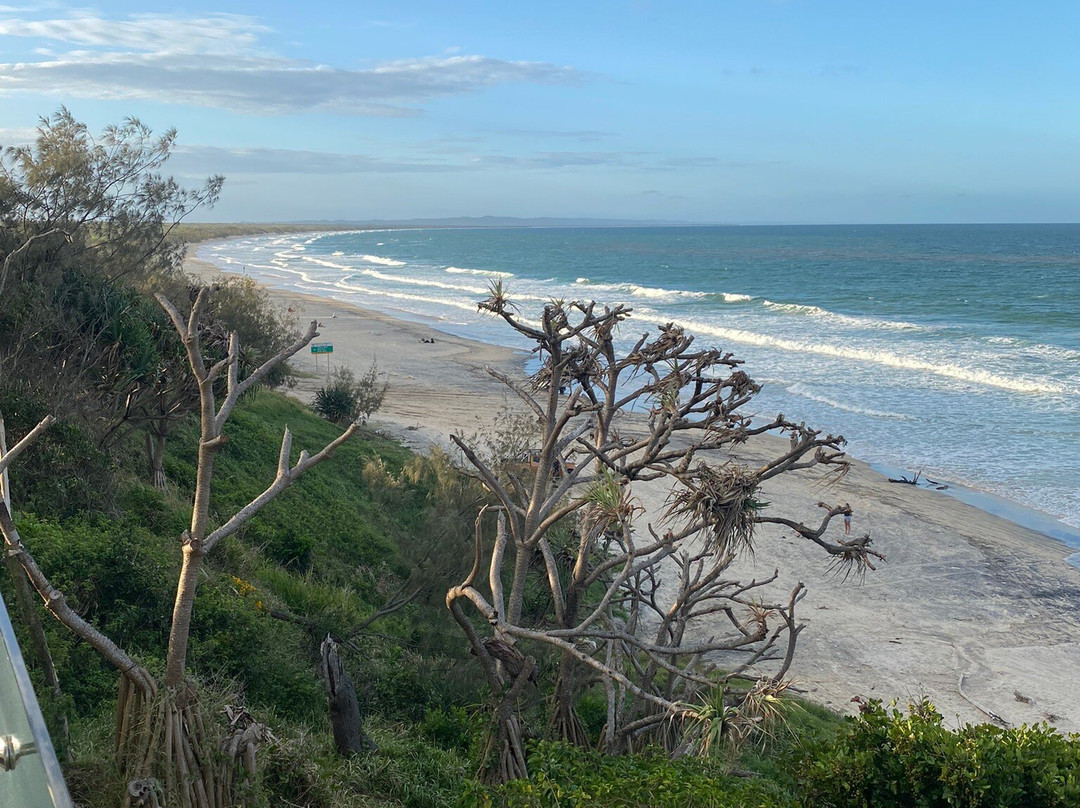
xmin=798 ymin=699 xmax=1080 ymax=808
xmin=421 ymin=706 xmax=476 ymax=753
xmin=463 ymin=741 xmax=796 ymax=807
xmin=262 ymin=720 xmax=470 ymax=808
xmin=314 ymin=363 xmax=388 ymax=425
xmin=0 ymin=389 xmax=115 ymax=518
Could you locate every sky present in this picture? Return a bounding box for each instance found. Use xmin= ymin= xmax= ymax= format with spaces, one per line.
xmin=1 ymin=1 xmax=1078 ymax=224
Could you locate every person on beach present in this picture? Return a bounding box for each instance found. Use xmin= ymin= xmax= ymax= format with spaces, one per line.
xmin=843 ymin=503 xmax=852 ymax=535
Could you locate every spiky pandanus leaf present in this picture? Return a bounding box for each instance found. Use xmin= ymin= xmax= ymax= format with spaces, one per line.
xmin=666 ymin=463 xmax=767 ymax=556
xmin=580 ymin=467 xmax=637 ymax=537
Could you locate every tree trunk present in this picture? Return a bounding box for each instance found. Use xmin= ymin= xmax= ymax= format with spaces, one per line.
xmin=506 ymin=541 xmax=531 ymax=625
xmin=145 ymin=427 xmax=168 ymax=491
xmin=550 ymin=650 xmax=589 ymax=747
xmin=115 ymin=679 xmax=266 ymax=808
xmin=479 ymin=658 xmax=535 ymax=784
xmin=0 ymin=418 xmax=67 ymax=751
xmin=164 ymin=540 xmax=203 ymax=688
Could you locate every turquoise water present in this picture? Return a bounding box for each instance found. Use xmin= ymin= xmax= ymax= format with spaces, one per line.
xmin=199 ymin=224 xmax=1080 ymax=542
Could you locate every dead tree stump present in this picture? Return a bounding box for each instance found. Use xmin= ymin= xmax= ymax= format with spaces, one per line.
xmin=320 ymin=636 xmax=376 ymax=756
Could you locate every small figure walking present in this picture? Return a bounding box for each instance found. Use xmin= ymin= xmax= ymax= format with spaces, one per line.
xmin=842 ymin=503 xmax=852 ymax=535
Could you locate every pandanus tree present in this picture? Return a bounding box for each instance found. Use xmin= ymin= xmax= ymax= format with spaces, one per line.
xmin=0 ymin=288 xmax=360 ymax=807
xmin=447 ymin=288 xmax=884 ymax=781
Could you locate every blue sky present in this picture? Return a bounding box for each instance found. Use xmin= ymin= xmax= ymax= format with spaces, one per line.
xmin=1 ymin=1 xmax=1078 ymax=223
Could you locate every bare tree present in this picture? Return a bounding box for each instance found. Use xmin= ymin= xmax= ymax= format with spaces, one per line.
xmin=447 ymin=291 xmax=883 ymax=780
xmin=0 ymin=288 xmax=361 ymax=807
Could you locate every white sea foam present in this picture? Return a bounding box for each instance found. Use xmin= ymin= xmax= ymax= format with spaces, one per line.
xmin=786 ymin=383 xmax=915 ymax=421
xmin=446 ymin=266 xmax=515 ymax=278
xmin=762 ymin=300 xmax=925 ymax=331
xmin=763 ymin=301 xmax=825 ymax=316
xmin=299 ymin=254 xmax=490 ymax=296
xmin=357 ymin=268 xmax=489 ymax=295
xmin=722 ymin=293 xmax=754 ymax=302
xmin=328 ymin=278 xmax=479 ymax=314
xmin=571 ymin=278 xmax=707 ymax=302
xmin=302 ymin=256 xmax=494 ymax=299
xmin=676 ymin=318 xmax=1070 ymax=395
xmin=303 ymin=256 xmax=353 ymax=272
xmin=358 ymin=254 xmax=407 ymax=267
xmin=633 ymin=285 xmax=708 ymax=300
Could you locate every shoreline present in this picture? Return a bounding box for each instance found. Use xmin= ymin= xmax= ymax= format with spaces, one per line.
xmin=185 ymin=252 xmax=1080 ymax=732
xmin=191 ymin=237 xmax=1080 ymax=556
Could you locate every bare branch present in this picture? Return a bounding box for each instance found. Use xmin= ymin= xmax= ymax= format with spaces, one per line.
xmin=0 ymin=227 xmax=71 ymax=298
xmin=0 ymin=415 xmax=55 ymax=477
xmin=202 ymin=423 xmax=359 ymax=553
xmin=0 ymin=503 xmax=155 ymax=693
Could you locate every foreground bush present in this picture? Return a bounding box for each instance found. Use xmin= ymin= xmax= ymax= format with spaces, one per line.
xmin=462 ymin=741 xmax=796 ymax=808
xmin=314 ymin=363 xmax=388 ymax=425
xmin=799 ymin=699 xmax=1080 ymax=808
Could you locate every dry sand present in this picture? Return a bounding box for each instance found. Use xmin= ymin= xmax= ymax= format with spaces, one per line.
xmin=188 ymin=256 xmax=1080 ymax=733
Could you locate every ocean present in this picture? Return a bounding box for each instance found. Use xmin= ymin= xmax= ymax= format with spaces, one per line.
xmin=198 ymin=224 xmax=1080 ymax=549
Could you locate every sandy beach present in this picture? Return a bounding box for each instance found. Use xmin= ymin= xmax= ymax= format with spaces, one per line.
xmin=188 ymin=255 xmax=1080 ymax=733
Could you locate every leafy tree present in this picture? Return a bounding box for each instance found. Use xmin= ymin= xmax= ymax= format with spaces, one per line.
xmin=0 ymin=111 xmax=302 ymax=489
xmin=0 ymin=107 xmax=222 ymax=296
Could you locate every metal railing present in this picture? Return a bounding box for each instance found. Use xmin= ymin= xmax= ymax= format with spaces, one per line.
xmin=0 ymin=590 xmax=73 ymax=807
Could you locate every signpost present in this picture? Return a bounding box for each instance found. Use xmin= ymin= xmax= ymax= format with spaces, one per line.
xmin=310 ymin=343 xmax=333 ymax=380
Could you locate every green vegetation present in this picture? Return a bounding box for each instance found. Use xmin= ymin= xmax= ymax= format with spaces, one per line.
xmin=314 ymin=364 xmax=389 ymax=426
xmin=464 ymin=741 xmax=797 ymax=807
xmin=4 ymin=109 xmax=1079 ymax=807
xmin=800 ymin=700 xmax=1080 ymax=808
xmin=4 ymin=388 xmax=484 ymax=805
xmin=9 ymin=360 xmax=1080 ymax=807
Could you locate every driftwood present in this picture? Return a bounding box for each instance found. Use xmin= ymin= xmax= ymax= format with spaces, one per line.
xmin=888 ymin=470 xmax=948 ymax=490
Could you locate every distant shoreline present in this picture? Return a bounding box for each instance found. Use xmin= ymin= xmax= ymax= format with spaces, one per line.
xmin=176 ymin=221 xmax=1080 ymax=244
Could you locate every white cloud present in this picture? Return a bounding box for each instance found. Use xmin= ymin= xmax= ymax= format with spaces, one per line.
xmin=0 ymin=11 xmax=584 ymax=114
xmin=170 ymin=145 xmax=729 ymax=175
xmin=0 ymin=124 xmax=35 ymax=144
xmin=0 ymin=12 xmax=268 ymax=54
xmin=172 ymin=145 xmax=467 ymax=174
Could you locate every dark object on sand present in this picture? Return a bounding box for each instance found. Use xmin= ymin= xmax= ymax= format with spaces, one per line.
xmin=887 ymin=470 xmax=948 ymax=490
xmin=889 ymin=471 xmax=922 ymax=485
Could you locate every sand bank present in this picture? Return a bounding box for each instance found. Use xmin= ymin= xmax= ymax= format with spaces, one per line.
xmin=187 ymin=255 xmax=1080 ymax=732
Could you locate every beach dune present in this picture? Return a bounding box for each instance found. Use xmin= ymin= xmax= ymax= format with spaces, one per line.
xmin=187 ymin=255 xmax=1080 ymax=733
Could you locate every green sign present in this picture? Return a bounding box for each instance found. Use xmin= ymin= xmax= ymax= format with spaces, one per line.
xmin=310 ymin=343 xmax=334 ymax=354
